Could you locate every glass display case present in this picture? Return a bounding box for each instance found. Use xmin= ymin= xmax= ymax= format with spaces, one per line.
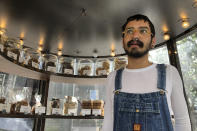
xmin=0 ymin=66 xmax=106 ymax=131
xmin=0 ymin=72 xmax=42 ymax=131
xmin=44 ymin=81 xmax=105 ymax=131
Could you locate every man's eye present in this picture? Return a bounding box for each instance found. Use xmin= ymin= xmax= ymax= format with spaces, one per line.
xmin=140 ymin=29 xmax=148 ymax=34
xmin=127 ymin=29 xmax=133 ymax=34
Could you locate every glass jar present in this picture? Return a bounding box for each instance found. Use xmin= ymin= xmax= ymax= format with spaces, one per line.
xmin=5 ymin=38 xmax=20 ymax=62
xmin=78 ymin=59 xmax=93 ymax=76
xmin=92 ymin=100 xmax=104 ymax=116
xmin=13 ymin=87 xmax=31 ymax=114
xmin=29 ymin=53 xmax=45 ymax=70
xmin=63 ymin=96 xmax=78 ymax=116
xmin=114 ymin=56 xmax=128 ymax=70
xmin=0 ymin=28 xmax=8 ymax=53
xmin=18 ymin=47 xmax=34 ymax=66
xmin=0 ymin=90 xmax=5 ymax=104
xmin=81 ymin=100 xmax=93 ymax=109
xmin=95 ymin=59 xmax=110 ymax=76
xmin=44 ymin=54 xmax=57 ymax=73
xmin=59 ymin=57 xmax=74 ymax=75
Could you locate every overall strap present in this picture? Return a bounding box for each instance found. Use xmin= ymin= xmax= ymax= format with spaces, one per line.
xmin=156 ymin=64 xmax=166 ymax=90
xmin=113 ymin=68 xmax=124 ymax=131
xmin=115 ymin=68 xmax=124 ymax=91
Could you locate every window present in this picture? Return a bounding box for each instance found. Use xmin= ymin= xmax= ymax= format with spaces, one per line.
xmin=149 ymin=45 xmax=170 ymax=64
xmin=176 ymin=31 xmax=197 ymax=130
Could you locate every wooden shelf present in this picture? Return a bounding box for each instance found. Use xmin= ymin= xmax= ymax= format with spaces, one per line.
xmin=0 ymin=51 xmax=107 ymax=78
xmin=0 ymin=114 xmax=41 ymax=118
xmin=0 ymin=114 xmax=104 ymax=119
xmin=44 ymin=115 xmax=104 ymax=119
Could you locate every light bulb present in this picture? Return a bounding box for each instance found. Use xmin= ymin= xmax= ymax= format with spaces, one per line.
xmin=163 ymin=33 xmax=170 ymax=41
xmin=57 ymin=50 xmax=62 ymax=56
xmin=182 ymin=20 xmax=190 ymax=28
xmin=38 ymin=46 xmax=43 ymax=51
xmin=0 ymin=29 xmax=5 ymax=35
xmin=0 ymin=30 xmax=4 ymax=35
xmin=111 ymin=51 xmax=115 ymax=57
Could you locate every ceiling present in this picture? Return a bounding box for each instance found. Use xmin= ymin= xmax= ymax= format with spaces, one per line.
xmin=0 ymin=0 xmax=197 ymax=57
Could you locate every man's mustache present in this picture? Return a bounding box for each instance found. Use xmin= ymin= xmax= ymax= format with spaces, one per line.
xmin=127 ymin=39 xmax=144 ymax=48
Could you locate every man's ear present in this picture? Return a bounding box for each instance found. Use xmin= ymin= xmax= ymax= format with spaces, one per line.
xmin=151 ymin=37 xmax=156 ymax=48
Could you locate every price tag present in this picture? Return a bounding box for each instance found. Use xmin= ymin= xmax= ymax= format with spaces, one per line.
xmin=35 ymin=106 xmax=46 ymax=114
xmin=52 ymin=108 xmax=62 ymax=115
xmin=68 ymin=108 xmax=77 ymax=116
xmin=83 ymin=70 xmax=91 ymax=76
xmin=32 ymin=62 xmax=39 ymax=69
xmin=0 ymin=44 xmax=4 ymax=52
xmin=64 ymin=69 xmax=73 ymax=75
xmin=92 ymin=109 xmax=102 ymax=116
xmin=7 ymin=51 xmax=17 ymax=60
xmin=47 ymin=66 xmax=56 ymax=73
xmin=81 ymin=109 xmax=91 ymax=116
xmin=98 ymin=70 xmax=107 ymax=75
xmin=20 ymin=106 xmax=31 ymax=114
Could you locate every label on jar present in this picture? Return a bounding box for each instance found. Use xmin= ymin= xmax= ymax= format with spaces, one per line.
xmin=92 ymin=109 xmax=102 ymax=116
xmin=47 ymin=66 xmax=56 ymax=73
xmin=7 ymin=51 xmax=17 ymax=60
xmin=68 ymin=108 xmax=77 ymax=116
xmin=83 ymin=70 xmax=91 ymax=76
xmin=35 ymin=106 xmax=46 ymax=114
xmin=52 ymin=108 xmax=62 ymax=115
xmin=98 ymin=70 xmax=107 ymax=76
xmin=32 ymin=62 xmax=39 ymax=69
xmin=64 ymin=69 xmax=73 ymax=74
xmin=81 ymin=109 xmax=91 ymax=116
xmin=20 ymin=106 xmax=31 ymax=114
xmin=0 ymin=44 xmax=4 ymax=52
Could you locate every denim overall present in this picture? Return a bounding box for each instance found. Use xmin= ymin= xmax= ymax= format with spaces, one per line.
xmin=113 ymin=64 xmax=174 ymax=131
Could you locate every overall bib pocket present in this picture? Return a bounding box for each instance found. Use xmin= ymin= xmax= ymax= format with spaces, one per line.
xmin=117 ymin=102 xmax=163 ymax=131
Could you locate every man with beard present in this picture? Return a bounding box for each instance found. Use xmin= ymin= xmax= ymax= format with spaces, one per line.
xmin=103 ymin=14 xmax=191 ymax=131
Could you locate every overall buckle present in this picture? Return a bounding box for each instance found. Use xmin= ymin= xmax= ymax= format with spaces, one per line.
xmin=113 ymin=89 xmax=120 ymax=94
xmin=160 ymin=89 xmax=167 ymax=95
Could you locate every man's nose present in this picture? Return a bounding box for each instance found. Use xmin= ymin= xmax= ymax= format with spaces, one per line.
xmin=132 ymin=30 xmax=140 ymax=38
